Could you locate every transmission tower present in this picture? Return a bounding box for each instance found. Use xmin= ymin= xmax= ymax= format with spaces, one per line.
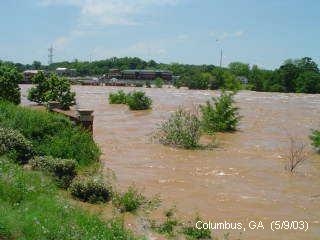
xmin=48 ymin=45 xmax=54 ymax=65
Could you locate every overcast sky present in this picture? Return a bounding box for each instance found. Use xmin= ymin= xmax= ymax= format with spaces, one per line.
xmin=0 ymin=0 xmax=319 ymax=69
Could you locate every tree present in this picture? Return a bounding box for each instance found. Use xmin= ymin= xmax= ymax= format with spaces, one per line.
xmin=228 ymin=62 xmax=250 ymax=78
xmin=32 ymin=61 xmax=42 ymax=70
xmin=28 ymin=73 xmax=75 ymax=109
xmin=295 ymin=57 xmax=319 ymax=73
xmin=249 ymin=65 xmax=264 ymax=91
xmin=278 ymin=63 xmax=300 ymax=92
xmin=200 ymin=91 xmax=240 ymax=133
xmin=295 ymin=71 xmax=320 ymax=93
xmin=0 ymin=64 xmax=22 ymax=104
xmin=28 ymin=72 xmax=50 ymax=104
xmin=45 ymin=75 xmax=76 ymax=109
xmin=222 ymin=71 xmax=241 ymax=91
xmin=185 ymin=73 xmax=209 ymax=90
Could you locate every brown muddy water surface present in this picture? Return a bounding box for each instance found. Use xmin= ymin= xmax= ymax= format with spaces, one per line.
xmin=21 ymin=85 xmax=320 ymax=239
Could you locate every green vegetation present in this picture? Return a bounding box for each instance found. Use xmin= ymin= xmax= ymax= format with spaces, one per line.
xmin=126 ymin=91 xmax=152 ymax=110
xmin=0 ymin=63 xmax=21 ymax=104
xmin=30 ymin=156 xmax=77 ymax=188
xmin=108 ymin=90 xmax=152 ymax=110
xmin=70 ymin=177 xmax=112 ymax=203
xmin=113 ymin=185 xmax=146 ymax=213
xmin=310 ymin=130 xmax=320 ymax=151
xmin=200 ymin=91 xmax=240 ymax=133
xmin=157 ymin=108 xmax=201 ymax=149
xmin=28 ymin=72 xmax=75 ymax=110
xmin=151 ymin=208 xmax=179 ymax=237
xmin=3 ymin=55 xmax=320 ymax=93
xmin=182 ymin=217 xmax=212 ymax=240
xmin=0 ymin=126 xmax=34 ymax=164
xmin=0 ymin=156 xmax=138 ymax=240
xmin=154 ymin=77 xmax=164 ymax=88
xmin=108 ymin=90 xmax=127 ymax=104
xmin=0 ymin=101 xmax=100 ymax=166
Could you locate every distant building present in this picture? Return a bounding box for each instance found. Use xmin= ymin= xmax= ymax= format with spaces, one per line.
xmin=99 ymin=69 xmax=173 ymax=85
xmin=56 ymin=67 xmax=76 ymax=77
xmin=22 ymin=70 xmax=42 ymax=83
xmin=121 ymin=69 xmax=172 ymax=81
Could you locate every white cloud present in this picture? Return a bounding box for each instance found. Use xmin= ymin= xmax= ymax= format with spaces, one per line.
xmin=39 ymin=0 xmax=179 ymax=27
xmin=210 ymin=30 xmax=245 ymax=40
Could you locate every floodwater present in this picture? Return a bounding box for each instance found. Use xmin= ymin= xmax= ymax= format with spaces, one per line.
xmin=21 ymin=85 xmax=320 ymax=239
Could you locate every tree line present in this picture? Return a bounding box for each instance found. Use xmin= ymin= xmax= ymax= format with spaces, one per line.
xmin=1 ymin=56 xmax=320 ymax=93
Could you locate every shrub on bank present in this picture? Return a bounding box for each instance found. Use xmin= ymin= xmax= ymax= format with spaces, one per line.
xmin=70 ymin=177 xmax=111 ymax=203
xmin=30 ymin=156 xmax=77 ymax=188
xmin=200 ymin=91 xmax=240 ymax=133
xmin=157 ymin=108 xmax=201 ymax=149
xmin=126 ymin=91 xmax=152 ymax=110
xmin=113 ymin=185 xmax=146 ymax=212
xmin=0 ymin=101 xmax=101 ymax=166
xmin=0 ymin=127 xmax=33 ymax=164
xmin=108 ymin=90 xmax=127 ymax=104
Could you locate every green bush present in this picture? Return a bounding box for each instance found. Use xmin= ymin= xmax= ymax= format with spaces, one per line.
xmin=70 ymin=177 xmax=111 ymax=203
xmin=28 ymin=73 xmax=75 ymax=110
xmin=0 ymin=101 xmax=100 ymax=166
xmin=310 ymin=130 xmax=320 ymax=151
xmin=0 ymin=156 xmax=138 ymax=240
xmin=0 ymin=127 xmax=33 ymax=164
xmin=108 ymin=90 xmax=127 ymax=104
xmin=30 ymin=156 xmax=77 ymax=188
xmin=200 ymin=91 xmax=240 ymax=133
xmin=113 ymin=185 xmax=146 ymax=212
xmin=182 ymin=217 xmax=212 ymax=240
xmin=154 ymin=77 xmax=164 ymax=88
xmin=0 ymin=65 xmax=22 ymax=105
xmin=126 ymin=91 xmax=152 ymax=110
xmin=157 ymin=108 xmax=201 ymax=149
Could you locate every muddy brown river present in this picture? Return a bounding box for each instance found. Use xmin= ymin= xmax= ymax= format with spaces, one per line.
xmin=21 ymin=85 xmax=320 ymax=239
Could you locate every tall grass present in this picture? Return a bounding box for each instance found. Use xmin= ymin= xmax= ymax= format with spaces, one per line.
xmin=0 ymin=156 xmax=138 ymax=240
xmin=0 ymin=101 xmax=100 ymax=166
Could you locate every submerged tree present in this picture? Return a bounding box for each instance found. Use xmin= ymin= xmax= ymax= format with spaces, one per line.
xmin=200 ymin=91 xmax=240 ymax=133
xmin=157 ymin=108 xmax=201 ymax=149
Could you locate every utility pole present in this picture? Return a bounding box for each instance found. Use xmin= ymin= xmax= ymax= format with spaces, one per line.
xmin=219 ymin=48 xmax=223 ymax=68
xmin=216 ymin=38 xmax=223 ymax=68
xmin=48 ymin=45 xmax=54 ymax=65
